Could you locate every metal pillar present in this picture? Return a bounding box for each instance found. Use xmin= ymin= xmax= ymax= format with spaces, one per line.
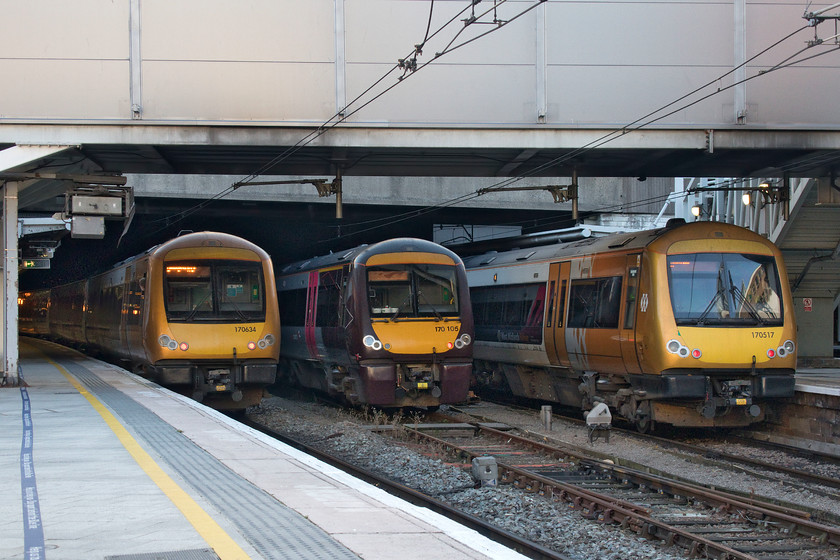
xmin=3 ymin=181 xmax=18 ymax=385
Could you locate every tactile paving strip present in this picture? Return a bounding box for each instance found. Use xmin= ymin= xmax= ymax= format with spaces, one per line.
xmin=62 ymin=359 xmax=359 ymax=560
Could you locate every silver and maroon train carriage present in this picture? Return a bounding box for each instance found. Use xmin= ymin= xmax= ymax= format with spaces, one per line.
xmin=275 ymin=238 xmax=474 ymax=408
xmin=460 ymin=219 xmax=797 ymax=431
xmin=19 ymin=231 xmax=281 ymax=409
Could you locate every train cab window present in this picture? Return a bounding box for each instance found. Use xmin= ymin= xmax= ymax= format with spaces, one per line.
xmin=367 ymin=264 xmax=458 ymax=320
xmin=165 ymin=260 xmax=265 ymax=322
xmin=667 ymin=253 xmax=783 ymax=326
xmin=218 ymin=266 xmax=264 ymax=319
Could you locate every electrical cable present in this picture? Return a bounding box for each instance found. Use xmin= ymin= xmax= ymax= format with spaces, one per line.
xmin=139 ymin=0 xmax=538 ymax=238
xmin=321 ymin=23 xmax=836 ymax=242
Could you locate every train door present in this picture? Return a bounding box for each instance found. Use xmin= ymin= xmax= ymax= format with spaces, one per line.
xmin=565 ymin=255 xmax=625 ymax=373
xmin=304 ymin=270 xmax=319 ymax=359
xmin=620 ymin=254 xmax=643 ymax=374
xmin=544 ymin=261 xmax=571 ymax=366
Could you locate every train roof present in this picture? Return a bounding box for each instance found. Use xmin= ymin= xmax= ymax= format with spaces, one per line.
xmin=113 ymin=231 xmax=269 ymax=268
xmin=460 ymin=220 xmax=777 ymax=269
xmin=278 ymin=238 xmax=463 ymax=276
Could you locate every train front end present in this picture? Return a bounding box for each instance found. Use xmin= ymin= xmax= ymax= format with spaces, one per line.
xmin=349 ymin=240 xmax=474 ymax=408
xmin=145 ymin=233 xmax=281 ymax=409
xmin=639 ymin=223 xmax=796 ymax=428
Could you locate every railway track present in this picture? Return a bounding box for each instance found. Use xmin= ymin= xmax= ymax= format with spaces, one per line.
xmin=390 ymin=422 xmax=840 ymax=560
xmin=455 ymin=400 xmax=840 ymax=517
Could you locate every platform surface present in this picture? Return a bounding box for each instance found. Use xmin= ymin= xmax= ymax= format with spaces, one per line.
xmin=795 ymin=367 xmax=840 ymax=396
xmin=1 ymin=338 xmax=526 ymax=560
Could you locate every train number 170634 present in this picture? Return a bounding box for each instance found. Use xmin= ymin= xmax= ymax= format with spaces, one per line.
xmin=235 ymin=326 xmax=257 ymax=333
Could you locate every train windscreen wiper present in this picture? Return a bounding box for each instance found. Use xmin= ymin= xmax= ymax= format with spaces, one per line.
xmin=694 ymin=266 xmax=727 ymax=325
xmin=183 ymin=291 xmax=212 ymax=322
xmin=416 ymin=289 xmax=442 ymax=321
xmin=728 ymin=271 xmax=765 ymax=325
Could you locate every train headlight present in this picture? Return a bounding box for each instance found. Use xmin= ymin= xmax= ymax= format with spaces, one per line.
xmin=362 ymin=335 xmax=382 ymax=350
xmin=454 ymin=333 xmax=472 ymax=349
xmin=666 ymin=339 xmax=690 ymax=358
xmin=159 ymin=334 xmax=178 ymax=350
xmin=784 ymin=340 xmax=795 ymax=353
xmin=255 ymin=334 xmax=275 ymax=349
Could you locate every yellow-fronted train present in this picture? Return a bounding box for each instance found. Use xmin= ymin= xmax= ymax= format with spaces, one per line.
xmin=19 ymin=231 xmax=281 ymax=410
xmin=275 ymin=238 xmax=473 ymax=409
xmin=459 ymin=219 xmax=796 ymax=431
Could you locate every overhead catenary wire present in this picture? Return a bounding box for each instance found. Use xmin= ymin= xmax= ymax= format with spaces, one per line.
xmin=140 ymin=0 xmax=544 ymax=238
xmin=140 ymin=4 xmax=838 ymax=247
xmin=322 ymin=23 xmax=840 ymax=242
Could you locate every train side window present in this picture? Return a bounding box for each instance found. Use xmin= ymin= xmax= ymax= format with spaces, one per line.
xmin=623 ymin=267 xmax=639 ymax=329
xmin=317 ymin=269 xmax=343 ymax=328
xmin=471 ymin=282 xmax=544 ymax=344
xmin=568 ymin=276 xmax=623 ymax=329
xmin=558 ymin=280 xmax=567 ymax=328
xmin=278 ymin=288 xmax=307 ymax=326
xmin=545 ymin=281 xmax=556 ymax=328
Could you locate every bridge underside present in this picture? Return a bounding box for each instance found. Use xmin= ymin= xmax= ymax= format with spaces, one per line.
xmin=4 ymin=126 xmax=840 ymax=181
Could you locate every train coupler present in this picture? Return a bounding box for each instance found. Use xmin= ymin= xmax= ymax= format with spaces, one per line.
xmin=395 ymin=381 xmax=442 ymax=400
xmin=699 ymin=376 xmax=754 ymax=418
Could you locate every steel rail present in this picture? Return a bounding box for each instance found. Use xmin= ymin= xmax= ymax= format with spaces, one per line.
xmin=403 ymin=426 xmax=759 ymax=560
xmin=472 ymin=425 xmax=840 ymax=546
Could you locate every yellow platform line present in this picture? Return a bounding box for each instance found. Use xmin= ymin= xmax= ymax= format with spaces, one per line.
xmin=43 ymin=354 xmax=251 ymax=560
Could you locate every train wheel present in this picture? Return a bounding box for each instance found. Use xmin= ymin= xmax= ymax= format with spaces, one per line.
xmin=634 ymin=401 xmax=654 ymax=434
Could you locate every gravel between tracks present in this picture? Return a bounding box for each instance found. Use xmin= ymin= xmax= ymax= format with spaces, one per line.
xmin=457 ymin=401 xmax=840 ymax=521
xmin=249 ymin=396 xmax=691 ymax=560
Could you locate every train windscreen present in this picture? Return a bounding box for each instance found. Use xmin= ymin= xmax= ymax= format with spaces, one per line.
xmin=667 ymin=253 xmax=783 ymax=326
xmin=367 ymin=264 xmax=458 ymax=320
xmin=164 ymin=260 xmax=266 ymax=322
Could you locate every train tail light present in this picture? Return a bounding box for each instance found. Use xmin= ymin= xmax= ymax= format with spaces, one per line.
xmin=248 ymin=341 xmax=257 ymax=350
xmin=767 ymin=348 xmax=776 ymax=358
xmin=179 ymin=342 xmax=189 ymax=351
xmin=691 ymin=349 xmax=702 ymax=359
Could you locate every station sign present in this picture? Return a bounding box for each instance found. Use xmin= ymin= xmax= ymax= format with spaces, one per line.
xmin=20 ymin=258 xmax=51 ymax=270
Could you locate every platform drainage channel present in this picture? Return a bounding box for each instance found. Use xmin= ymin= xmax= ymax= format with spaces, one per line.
xmin=106 ymin=549 xmax=218 ymax=560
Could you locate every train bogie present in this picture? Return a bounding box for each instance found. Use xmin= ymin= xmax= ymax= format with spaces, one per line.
xmin=462 ymin=220 xmax=797 ymax=430
xmin=277 ymin=238 xmax=474 ymax=408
